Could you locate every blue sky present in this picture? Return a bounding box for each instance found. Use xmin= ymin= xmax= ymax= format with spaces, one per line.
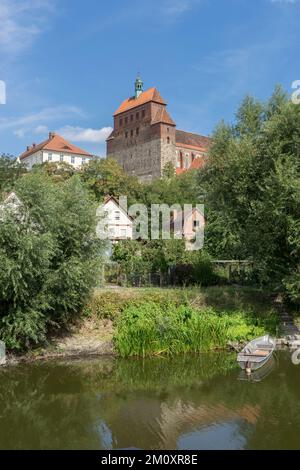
xmin=0 ymin=0 xmax=299 ymax=157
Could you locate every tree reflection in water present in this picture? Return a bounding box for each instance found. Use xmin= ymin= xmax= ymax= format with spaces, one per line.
xmin=0 ymin=352 xmax=299 ymax=449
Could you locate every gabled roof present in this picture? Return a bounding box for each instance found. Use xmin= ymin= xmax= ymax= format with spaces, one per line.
xmin=19 ymin=133 xmax=93 ymax=160
xmin=114 ymin=87 xmax=166 ymax=115
xmin=103 ymin=195 xmax=134 ymax=221
xmin=176 ymin=130 xmax=212 ymax=151
xmin=152 ymin=107 xmax=176 ymax=126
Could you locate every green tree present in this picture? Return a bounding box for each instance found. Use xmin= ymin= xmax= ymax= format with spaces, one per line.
xmin=0 ymin=155 xmax=26 ymax=193
xmin=0 ymin=171 xmax=104 ymax=349
xmin=80 ymin=158 xmax=142 ymax=204
xmin=199 ymin=86 xmax=300 ymax=301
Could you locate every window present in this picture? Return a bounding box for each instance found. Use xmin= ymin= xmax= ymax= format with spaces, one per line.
xmin=167 ymin=137 xmax=170 ymax=144
xmin=142 ymin=109 xmax=145 ymax=118
xmin=130 ymin=129 xmax=134 ymax=137
xmin=193 ymin=220 xmax=200 ymax=228
xmin=48 ymin=153 xmax=52 ymax=162
xmin=82 ymin=157 xmax=86 ymax=165
xmin=125 ymin=117 xmax=128 ymax=124
xmin=120 ymin=229 xmax=126 ymax=238
xmin=136 ymin=112 xmax=139 ymax=120
xmin=167 ymin=127 xmax=169 ymax=132
xmin=130 ymin=114 xmax=133 ymax=122
xmin=125 ymin=131 xmax=128 ymax=138
xmin=136 ymin=127 xmax=139 ymax=135
xmin=60 ymin=155 xmax=64 ymax=162
xmin=119 ymin=118 xmax=123 ymax=126
xmin=115 ymin=211 xmax=120 ymax=220
xmin=71 ymin=156 xmax=75 ymax=164
xmin=109 ymin=227 xmax=115 ymax=236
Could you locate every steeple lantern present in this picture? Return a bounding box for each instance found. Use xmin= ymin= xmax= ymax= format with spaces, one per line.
xmin=135 ymin=74 xmax=143 ymax=99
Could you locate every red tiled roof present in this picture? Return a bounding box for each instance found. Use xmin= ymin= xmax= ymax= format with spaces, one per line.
xmin=19 ymin=133 xmax=93 ymax=160
xmin=152 ymin=107 xmax=176 ymax=126
xmin=114 ymin=87 xmax=166 ymax=115
xmin=176 ymin=130 xmax=212 ymax=151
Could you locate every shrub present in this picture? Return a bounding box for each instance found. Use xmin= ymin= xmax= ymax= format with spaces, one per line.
xmin=83 ymin=292 xmax=126 ymax=320
xmin=0 ymin=171 xmax=104 ymax=350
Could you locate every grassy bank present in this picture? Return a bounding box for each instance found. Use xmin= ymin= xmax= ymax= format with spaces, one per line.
xmin=85 ymin=286 xmax=279 ymax=357
xmin=7 ymin=286 xmax=279 ymax=362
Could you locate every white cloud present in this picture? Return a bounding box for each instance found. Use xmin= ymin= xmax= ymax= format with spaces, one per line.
xmin=0 ymin=105 xmax=84 ymax=132
xmin=269 ymin=0 xmax=296 ymax=3
xmin=13 ymin=128 xmax=26 ymax=138
xmin=0 ymin=0 xmax=55 ymax=54
xmin=57 ymin=125 xmax=113 ymax=143
xmin=162 ymin=0 xmax=199 ymax=18
xmin=34 ymin=124 xmax=48 ymax=134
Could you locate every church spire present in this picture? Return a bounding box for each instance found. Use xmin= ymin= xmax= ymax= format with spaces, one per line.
xmin=135 ymin=73 xmax=143 ymax=99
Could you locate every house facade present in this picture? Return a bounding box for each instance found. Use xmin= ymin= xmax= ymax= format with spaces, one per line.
xmin=97 ymin=196 xmax=133 ymax=242
xmin=170 ymin=207 xmax=205 ymax=251
xmin=106 ymin=76 xmax=212 ymax=182
xmin=19 ymin=132 xmax=94 ymax=170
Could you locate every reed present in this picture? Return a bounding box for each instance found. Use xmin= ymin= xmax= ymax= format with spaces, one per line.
xmin=114 ymin=302 xmax=266 ymax=357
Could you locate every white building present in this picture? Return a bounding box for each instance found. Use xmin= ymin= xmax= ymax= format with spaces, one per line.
xmin=97 ymin=196 xmax=133 ymax=242
xmin=19 ymin=132 xmax=94 ymax=170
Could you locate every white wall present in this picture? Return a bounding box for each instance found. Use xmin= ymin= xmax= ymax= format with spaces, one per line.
xmin=22 ymin=150 xmax=93 ymax=169
xmin=42 ymin=151 xmax=92 ymax=167
xmin=22 ymin=151 xmax=43 ymax=169
xmin=97 ymin=198 xmax=133 ymax=241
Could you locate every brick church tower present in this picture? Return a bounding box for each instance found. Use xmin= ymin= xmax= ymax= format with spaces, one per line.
xmin=106 ymin=76 xmax=211 ymax=182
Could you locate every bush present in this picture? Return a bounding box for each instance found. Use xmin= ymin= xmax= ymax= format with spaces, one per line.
xmin=283 ymin=267 xmax=300 ymax=306
xmin=0 ymin=171 xmax=104 ymax=350
xmin=83 ymin=292 xmax=126 ymax=320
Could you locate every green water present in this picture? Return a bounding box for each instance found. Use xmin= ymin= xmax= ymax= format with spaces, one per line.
xmin=0 ymin=351 xmax=300 ymax=450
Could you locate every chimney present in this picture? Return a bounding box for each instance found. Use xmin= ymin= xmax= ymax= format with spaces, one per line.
xmin=32 ymin=143 xmax=36 ymax=148
xmin=49 ymin=132 xmax=56 ymax=139
xmin=27 ymin=146 xmax=30 ymax=151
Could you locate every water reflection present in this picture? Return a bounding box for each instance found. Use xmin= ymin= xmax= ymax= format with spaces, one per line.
xmin=0 ymin=352 xmax=299 ymax=449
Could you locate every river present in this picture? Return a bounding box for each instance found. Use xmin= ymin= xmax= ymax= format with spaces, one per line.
xmin=0 ymin=351 xmax=299 ymax=449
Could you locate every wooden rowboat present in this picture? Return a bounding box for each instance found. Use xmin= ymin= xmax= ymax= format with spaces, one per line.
xmin=237 ymin=335 xmax=275 ymax=373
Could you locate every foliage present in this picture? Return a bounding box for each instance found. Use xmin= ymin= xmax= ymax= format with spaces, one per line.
xmin=199 ymin=86 xmax=300 ymax=303
xmin=39 ymin=161 xmax=77 ymax=182
xmin=114 ymin=301 xmax=267 ymax=357
xmin=0 ymin=171 xmax=104 ymax=350
xmin=80 ymin=158 xmax=142 ymax=204
xmin=0 ymin=155 xmax=26 ymax=193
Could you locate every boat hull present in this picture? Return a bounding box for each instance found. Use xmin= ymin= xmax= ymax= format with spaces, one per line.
xmin=237 ymin=335 xmax=275 ymax=372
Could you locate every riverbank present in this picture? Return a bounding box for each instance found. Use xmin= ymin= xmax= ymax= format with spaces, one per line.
xmin=4 ymin=286 xmax=281 ymax=365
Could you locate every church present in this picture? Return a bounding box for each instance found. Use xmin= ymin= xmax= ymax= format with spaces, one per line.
xmin=106 ymin=76 xmax=211 ymax=182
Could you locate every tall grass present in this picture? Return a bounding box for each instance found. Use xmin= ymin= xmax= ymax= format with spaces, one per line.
xmin=114 ymin=301 xmax=266 ymax=357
